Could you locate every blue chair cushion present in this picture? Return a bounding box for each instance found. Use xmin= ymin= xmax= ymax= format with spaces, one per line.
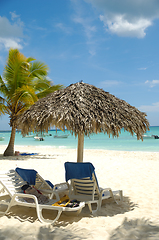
xmin=16 ymin=167 xmax=37 ymax=185
xmin=65 ymin=162 xmax=95 ymax=182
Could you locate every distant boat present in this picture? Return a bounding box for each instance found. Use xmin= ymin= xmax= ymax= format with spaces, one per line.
xmin=0 ymin=136 xmax=5 ymax=141
xmin=34 ymin=132 xmax=52 ymax=137
xmin=135 ymin=132 xmax=159 ymax=139
xmin=23 ymin=135 xmax=35 ymax=138
xmin=54 ymin=134 xmax=69 ymax=138
xmin=43 ymin=133 xmax=52 ymax=137
xmin=152 ymin=135 xmax=159 ymax=139
xmin=34 ymin=136 xmax=45 ymax=141
xmin=142 ymin=134 xmax=159 ymax=139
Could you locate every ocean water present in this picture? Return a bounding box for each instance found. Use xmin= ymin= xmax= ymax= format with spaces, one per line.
xmin=0 ymin=126 xmax=159 ymax=152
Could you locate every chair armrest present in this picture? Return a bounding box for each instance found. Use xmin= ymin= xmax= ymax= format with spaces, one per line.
xmin=99 ymin=188 xmax=123 ymax=204
xmin=12 ymin=193 xmax=38 ymax=204
xmin=39 ymin=189 xmax=55 ymax=193
xmin=53 ymin=182 xmax=69 ymax=191
xmin=100 ymin=187 xmax=112 ymax=194
xmin=99 ymin=188 xmax=114 ymax=198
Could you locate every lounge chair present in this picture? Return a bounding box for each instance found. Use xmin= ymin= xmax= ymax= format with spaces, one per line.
xmin=0 ymin=169 xmax=85 ymax=224
xmin=15 ymin=167 xmax=68 ymax=199
xmin=64 ymin=162 xmax=123 ymax=214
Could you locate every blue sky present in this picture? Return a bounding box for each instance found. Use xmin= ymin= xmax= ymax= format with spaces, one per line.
xmin=0 ymin=0 xmax=159 ymax=130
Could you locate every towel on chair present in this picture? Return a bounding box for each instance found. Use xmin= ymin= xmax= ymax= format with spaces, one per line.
xmin=65 ymin=162 xmax=95 ymax=182
xmin=21 ymin=184 xmax=49 ymax=204
xmin=16 ymin=167 xmax=37 ymax=185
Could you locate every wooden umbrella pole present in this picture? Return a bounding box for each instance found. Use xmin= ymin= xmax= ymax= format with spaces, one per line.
xmin=77 ymin=132 xmax=84 ymax=162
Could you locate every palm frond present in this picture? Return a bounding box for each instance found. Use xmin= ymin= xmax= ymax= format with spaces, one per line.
xmin=33 ymin=77 xmax=52 ymax=92
xmin=13 ymin=85 xmax=38 ymax=113
xmin=36 ymin=84 xmax=64 ymax=99
xmin=26 ymin=57 xmax=36 ymax=63
xmin=1 ymin=48 xmax=63 ymax=131
xmin=0 ymin=76 xmax=10 ymax=99
xmin=0 ymin=96 xmax=10 ymax=115
xmin=3 ymin=49 xmax=30 ymax=94
xmin=29 ymin=61 xmax=49 ymax=78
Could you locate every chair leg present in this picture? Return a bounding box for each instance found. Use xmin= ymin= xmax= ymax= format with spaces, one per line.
xmin=87 ymin=203 xmax=93 ymax=213
xmin=113 ymin=190 xmax=123 ymax=204
xmin=50 ymin=192 xmax=60 ymax=201
xmin=0 ymin=195 xmax=17 ymax=216
xmin=118 ymin=190 xmax=123 ymax=203
xmin=87 ymin=202 xmax=99 ymax=214
xmin=37 ymin=206 xmax=63 ymax=224
xmin=0 ymin=202 xmax=11 ymax=216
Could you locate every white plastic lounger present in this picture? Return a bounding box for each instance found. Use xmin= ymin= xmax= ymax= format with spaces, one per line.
xmin=0 ymin=170 xmax=85 ymax=224
xmin=65 ymin=162 xmax=123 ymax=214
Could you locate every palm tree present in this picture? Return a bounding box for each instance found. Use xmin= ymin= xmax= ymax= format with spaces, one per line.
xmin=0 ymin=49 xmax=63 ymax=156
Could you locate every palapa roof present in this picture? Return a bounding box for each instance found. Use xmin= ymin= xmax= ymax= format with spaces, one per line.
xmin=18 ymin=81 xmax=150 ymax=140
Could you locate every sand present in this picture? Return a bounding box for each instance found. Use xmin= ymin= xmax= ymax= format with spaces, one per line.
xmin=0 ymin=145 xmax=159 ymax=239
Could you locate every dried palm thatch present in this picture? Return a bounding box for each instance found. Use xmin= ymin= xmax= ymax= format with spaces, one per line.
xmin=18 ymin=81 xmax=149 ymax=162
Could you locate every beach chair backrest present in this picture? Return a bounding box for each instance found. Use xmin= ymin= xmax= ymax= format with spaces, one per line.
xmin=15 ymin=167 xmax=54 ymax=191
xmin=15 ymin=168 xmax=37 ymax=185
xmin=0 ymin=170 xmax=27 ymax=197
xmin=34 ymin=173 xmax=53 ymax=191
xmin=65 ymin=162 xmax=100 ymax=201
xmin=70 ymin=173 xmax=100 ymax=201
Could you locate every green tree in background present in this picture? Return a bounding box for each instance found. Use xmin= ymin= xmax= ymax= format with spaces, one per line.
xmin=0 ymin=49 xmax=63 ymax=156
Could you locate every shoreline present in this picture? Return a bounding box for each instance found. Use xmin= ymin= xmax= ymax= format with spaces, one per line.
xmin=1 ymin=144 xmax=159 ymax=154
xmin=1 ymin=126 xmax=159 ymax=153
xmin=0 ymin=146 xmax=159 ymax=239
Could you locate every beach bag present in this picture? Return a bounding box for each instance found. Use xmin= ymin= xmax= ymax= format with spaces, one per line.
xmin=21 ymin=184 xmax=49 ymax=204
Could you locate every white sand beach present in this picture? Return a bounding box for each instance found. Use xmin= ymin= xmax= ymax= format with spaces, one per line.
xmin=0 ymin=145 xmax=159 ymax=239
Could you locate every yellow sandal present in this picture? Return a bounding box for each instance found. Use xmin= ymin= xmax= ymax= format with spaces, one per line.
xmin=52 ymin=195 xmax=70 ymax=207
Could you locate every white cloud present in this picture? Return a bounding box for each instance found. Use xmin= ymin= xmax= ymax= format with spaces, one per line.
xmin=10 ymin=11 xmax=20 ymax=21
xmin=100 ymin=80 xmax=122 ymax=88
xmin=100 ymin=14 xmax=151 ymax=38
xmin=72 ymin=16 xmax=97 ymax=56
xmin=0 ymin=16 xmax=23 ymax=38
xmin=0 ymin=37 xmax=23 ymax=50
xmin=73 ymin=16 xmax=96 ymax=39
xmin=138 ymin=67 xmax=147 ymax=70
xmin=84 ymin=0 xmax=159 ymax=38
xmin=71 ymin=0 xmax=96 ymax=39
xmin=139 ymin=102 xmax=159 ymax=112
xmin=55 ymin=23 xmax=72 ymax=34
xmin=0 ymin=12 xmax=24 ymax=50
xmin=145 ymin=80 xmax=159 ymax=87
xmin=88 ymin=49 xmax=96 ymax=56
xmin=71 ymin=0 xmax=97 ymax=55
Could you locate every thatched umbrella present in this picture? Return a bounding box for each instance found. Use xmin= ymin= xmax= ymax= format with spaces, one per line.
xmin=18 ymin=81 xmax=149 ymax=162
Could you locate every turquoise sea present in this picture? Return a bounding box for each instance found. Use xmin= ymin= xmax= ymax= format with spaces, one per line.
xmin=0 ymin=126 xmax=159 ymax=152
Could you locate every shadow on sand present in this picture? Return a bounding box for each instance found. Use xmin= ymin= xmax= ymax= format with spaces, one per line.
xmin=0 ymin=153 xmax=58 ymax=161
xmin=109 ymin=217 xmax=159 ymax=240
xmin=0 ymin=221 xmax=91 ymax=240
xmin=0 ymin=196 xmax=139 ymax=239
xmin=3 ymin=196 xmax=136 ymax=226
